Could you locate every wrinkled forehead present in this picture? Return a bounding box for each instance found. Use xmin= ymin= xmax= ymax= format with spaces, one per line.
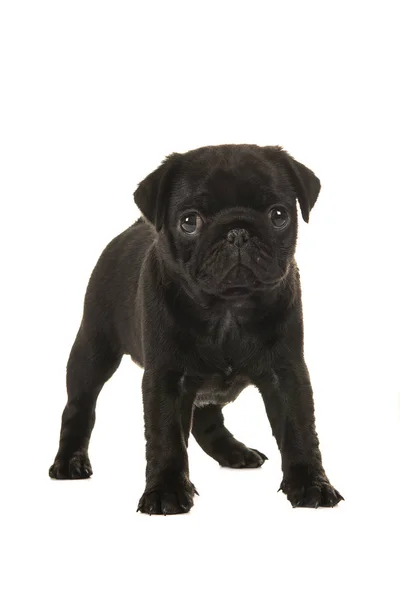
xmin=170 ymin=153 xmax=294 ymax=214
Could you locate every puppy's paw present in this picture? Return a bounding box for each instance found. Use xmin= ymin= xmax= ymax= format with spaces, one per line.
xmin=279 ymin=464 xmax=344 ymax=508
xmin=214 ymin=438 xmax=267 ymax=468
xmin=49 ymin=450 xmax=93 ymax=480
xmin=137 ymin=478 xmax=197 ymax=515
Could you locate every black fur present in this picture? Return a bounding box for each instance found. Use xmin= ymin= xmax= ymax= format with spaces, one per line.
xmin=49 ymin=144 xmax=343 ymax=514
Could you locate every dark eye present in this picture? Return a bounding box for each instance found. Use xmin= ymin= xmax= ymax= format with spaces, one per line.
xmin=268 ymin=206 xmax=290 ymax=229
xmin=180 ymin=212 xmax=203 ymax=235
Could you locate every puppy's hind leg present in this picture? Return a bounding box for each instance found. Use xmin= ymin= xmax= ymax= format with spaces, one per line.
xmin=49 ymin=323 xmax=122 ymax=479
xmin=192 ymin=405 xmax=267 ymax=468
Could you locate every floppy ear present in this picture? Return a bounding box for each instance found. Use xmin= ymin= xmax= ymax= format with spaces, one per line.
xmin=133 ymin=153 xmax=181 ymax=231
xmin=264 ymin=146 xmax=321 ymax=223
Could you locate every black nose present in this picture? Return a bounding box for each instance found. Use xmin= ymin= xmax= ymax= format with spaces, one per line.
xmin=227 ymin=228 xmax=249 ymax=248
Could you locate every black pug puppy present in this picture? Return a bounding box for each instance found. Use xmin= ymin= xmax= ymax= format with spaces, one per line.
xmin=49 ymin=144 xmax=343 ymax=514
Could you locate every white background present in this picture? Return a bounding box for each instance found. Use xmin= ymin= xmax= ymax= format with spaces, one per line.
xmin=1 ymin=1 xmax=399 ymax=599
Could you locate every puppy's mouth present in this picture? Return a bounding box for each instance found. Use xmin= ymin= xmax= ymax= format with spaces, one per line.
xmin=220 ymin=287 xmax=253 ymax=298
xmin=222 ymin=264 xmax=257 ymax=286
xmin=219 ymin=265 xmax=260 ymax=297
xmin=216 ymin=264 xmax=284 ymax=298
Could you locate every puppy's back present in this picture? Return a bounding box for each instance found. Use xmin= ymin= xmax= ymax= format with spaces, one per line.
xmin=81 ymin=217 xmax=155 ymax=354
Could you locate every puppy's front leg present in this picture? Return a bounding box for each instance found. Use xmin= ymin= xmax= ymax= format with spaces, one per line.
xmin=257 ymin=359 xmax=343 ymax=508
xmin=137 ymin=370 xmax=197 ymax=515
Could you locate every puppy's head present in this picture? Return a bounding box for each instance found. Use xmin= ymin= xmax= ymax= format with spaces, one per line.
xmin=134 ymin=145 xmax=320 ymax=299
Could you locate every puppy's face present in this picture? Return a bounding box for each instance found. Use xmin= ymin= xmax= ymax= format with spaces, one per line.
xmin=135 ymin=145 xmax=321 ymax=300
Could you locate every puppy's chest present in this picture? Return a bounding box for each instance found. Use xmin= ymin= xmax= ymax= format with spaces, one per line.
xmin=194 ymin=314 xmax=259 ymax=373
xmin=182 ymin=317 xmax=261 ymax=407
